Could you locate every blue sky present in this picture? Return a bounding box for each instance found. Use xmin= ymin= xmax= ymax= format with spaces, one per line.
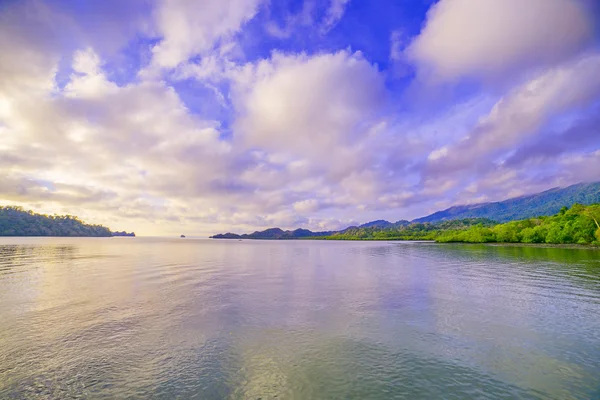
xmin=0 ymin=0 xmax=599 ymax=235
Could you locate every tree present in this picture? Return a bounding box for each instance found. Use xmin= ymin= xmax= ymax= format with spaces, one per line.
xmin=0 ymin=206 xmax=113 ymax=237
xmin=583 ymin=205 xmax=600 ymax=242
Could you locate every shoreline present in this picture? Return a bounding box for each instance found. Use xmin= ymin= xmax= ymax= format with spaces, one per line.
xmin=212 ymin=237 xmax=600 ymax=249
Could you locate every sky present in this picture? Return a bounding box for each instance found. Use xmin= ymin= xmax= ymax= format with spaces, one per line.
xmin=1 ymin=0 xmax=599 ymax=236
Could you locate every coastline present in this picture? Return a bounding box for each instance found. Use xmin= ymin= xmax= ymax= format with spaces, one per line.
xmin=214 ymin=236 xmax=600 ymax=249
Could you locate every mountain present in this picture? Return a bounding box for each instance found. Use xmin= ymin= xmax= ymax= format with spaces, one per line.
xmin=211 ymin=181 xmax=600 ymax=239
xmin=211 ymin=232 xmax=242 ymax=239
xmin=435 ymin=203 xmax=600 ymax=245
xmin=358 ymin=220 xmax=410 ymax=229
xmin=211 ymin=221 xmax=414 ymax=239
xmin=210 ymin=227 xmax=335 ymax=239
xmin=112 ymin=231 xmax=136 ymax=237
xmin=414 ymin=182 xmax=600 ymax=223
xmin=359 ymin=220 xmax=393 ymax=229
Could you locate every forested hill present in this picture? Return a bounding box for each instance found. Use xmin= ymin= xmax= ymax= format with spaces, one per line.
xmin=414 ymin=181 xmax=600 ymax=223
xmin=211 ymin=181 xmax=600 ymax=240
xmin=211 ymin=228 xmax=335 ymax=240
xmin=320 ymin=204 xmax=600 ymax=245
xmin=436 ymin=204 xmax=600 ymax=245
xmin=0 ymin=206 xmax=114 ymax=237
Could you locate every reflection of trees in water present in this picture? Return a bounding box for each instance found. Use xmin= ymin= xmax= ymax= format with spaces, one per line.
xmin=398 ymin=242 xmax=596 ymax=263
xmin=0 ymin=244 xmax=78 ymax=273
xmin=411 ymin=243 xmax=600 ymax=288
xmin=434 ymin=243 xmax=598 ymax=262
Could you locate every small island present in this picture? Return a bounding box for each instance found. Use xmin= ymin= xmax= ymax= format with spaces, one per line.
xmin=180 ymin=234 xmax=185 ymax=238
xmin=112 ymin=231 xmax=136 ymax=237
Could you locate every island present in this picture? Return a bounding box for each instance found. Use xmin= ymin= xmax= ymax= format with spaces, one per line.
xmin=112 ymin=231 xmax=136 ymax=237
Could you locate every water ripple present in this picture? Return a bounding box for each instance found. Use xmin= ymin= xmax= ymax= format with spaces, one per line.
xmin=0 ymin=238 xmax=599 ymax=399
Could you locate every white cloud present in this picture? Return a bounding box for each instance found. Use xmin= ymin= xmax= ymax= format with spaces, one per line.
xmin=389 ymin=30 xmax=404 ymax=62
xmin=293 ymin=199 xmax=320 ymax=213
xmin=264 ymin=0 xmax=315 ymax=39
xmin=407 ymin=0 xmax=594 ymax=81
xmin=427 ymin=146 xmax=448 ymax=161
xmin=321 ymin=0 xmax=350 ymax=33
xmin=559 ymin=150 xmax=600 ymax=183
xmin=65 ymin=48 xmax=119 ymax=98
xmin=233 ymin=50 xmax=386 ymax=160
xmin=72 ymin=48 xmax=102 ymax=75
xmin=0 ymin=33 xmax=404 ymax=235
xmin=263 ymin=0 xmax=350 ymax=39
xmin=0 ymin=38 xmax=242 ymax=234
xmin=151 ymin=0 xmax=264 ymax=69
xmin=0 ymin=1 xmax=61 ymax=95
xmin=427 ymin=52 xmax=600 ymax=173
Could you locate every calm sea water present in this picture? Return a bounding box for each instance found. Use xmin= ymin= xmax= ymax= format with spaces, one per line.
xmin=0 ymin=238 xmax=599 ymax=399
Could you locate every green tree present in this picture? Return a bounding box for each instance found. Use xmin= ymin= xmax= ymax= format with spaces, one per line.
xmin=582 ymin=205 xmax=600 ymax=242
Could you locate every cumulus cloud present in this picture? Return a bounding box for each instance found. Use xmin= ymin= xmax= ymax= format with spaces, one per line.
xmin=0 ymin=1 xmax=62 ymax=94
xmin=150 ymin=0 xmax=264 ymax=69
xmin=506 ymin=111 xmax=600 ymax=167
xmin=1 ymin=0 xmax=600 ymax=235
xmin=233 ymin=51 xmax=386 ymax=159
xmin=407 ymin=0 xmax=595 ymax=82
xmin=0 ymin=28 xmax=409 ymax=235
xmin=64 ymin=49 xmax=120 ymax=98
xmin=0 ymin=33 xmax=239 ymax=233
xmin=426 ymin=53 xmax=600 ymax=175
xmin=559 ymin=150 xmax=600 ymax=183
xmin=224 ymin=50 xmax=429 ymax=212
xmin=52 ymin=0 xmax=152 ymax=55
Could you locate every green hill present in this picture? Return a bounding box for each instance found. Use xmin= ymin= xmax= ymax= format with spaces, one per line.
xmin=211 ymin=227 xmax=335 ymax=239
xmin=436 ymin=204 xmax=600 ymax=245
xmin=323 ymin=218 xmax=496 ymax=240
xmin=211 ymin=182 xmax=600 ymax=241
xmin=414 ymin=182 xmax=600 ymax=223
xmin=0 ymin=206 xmax=113 ymax=237
xmin=315 ymin=204 xmax=600 ymax=245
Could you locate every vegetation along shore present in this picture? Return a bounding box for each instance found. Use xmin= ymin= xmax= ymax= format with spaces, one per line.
xmin=0 ymin=206 xmax=134 ymax=237
xmin=321 ymin=204 xmax=600 ymax=245
xmin=214 ymin=204 xmax=600 ymax=246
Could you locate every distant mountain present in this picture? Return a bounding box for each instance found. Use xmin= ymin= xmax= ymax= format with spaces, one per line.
xmin=211 ymin=181 xmax=600 ymax=239
xmin=414 ymin=181 xmax=600 ymax=223
xmin=358 ymin=220 xmax=410 ymax=229
xmin=211 ymin=232 xmax=242 ymax=239
xmin=112 ymin=231 xmax=135 ymax=237
xmin=359 ymin=220 xmax=393 ymax=229
xmin=210 ymin=227 xmax=335 ymax=240
xmin=210 ymin=221 xmax=413 ymax=239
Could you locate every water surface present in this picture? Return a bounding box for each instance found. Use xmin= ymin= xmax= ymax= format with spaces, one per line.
xmin=1 ymin=238 xmax=599 ymax=399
